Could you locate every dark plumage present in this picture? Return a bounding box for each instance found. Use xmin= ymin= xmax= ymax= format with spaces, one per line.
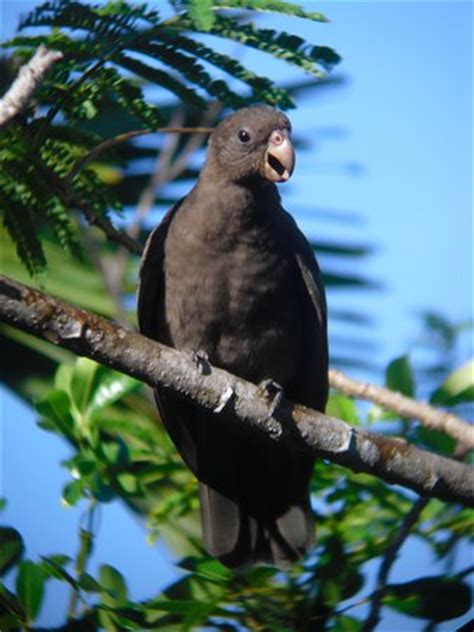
xmin=138 ymin=105 xmax=329 ymax=568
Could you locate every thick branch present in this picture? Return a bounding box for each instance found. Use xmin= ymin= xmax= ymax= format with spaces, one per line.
xmin=1 ymin=274 xmax=472 ymax=507
xmin=329 ymin=368 xmax=473 ymax=450
xmin=0 ymin=45 xmax=63 ymax=127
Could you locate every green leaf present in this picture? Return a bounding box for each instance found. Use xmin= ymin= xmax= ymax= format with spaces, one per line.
xmin=213 ymin=0 xmax=328 ymax=22
xmin=184 ymin=0 xmax=216 ymax=30
xmin=90 ymin=475 xmax=116 ymax=503
xmin=86 ymin=369 xmax=140 ymax=420
xmin=385 ymin=576 xmax=471 ymax=622
xmin=431 ymin=360 xmax=474 ymax=406
xmin=100 ymin=439 xmax=129 ymax=468
xmin=78 ymin=572 xmax=102 ymax=593
xmin=61 ymin=480 xmax=84 ymax=507
xmin=413 ymin=426 xmax=456 ymax=456
xmin=326 ymin=393 xmax=360 ymax=425
xmin=100 ymin=564 xmax=128 ymax=607
xmin=367 ymin=404 xmax=397 ymax=423
xmin=0 ymin=528 xmax=24 ymax=576
xmin=70 ymin=358 xmax=99 ymax=416
xmin=178 ymin=556 xmax=232 ymax=583
xmin=332 ymin=615 xmax=362 ymax=632
xmin=0 ymin=583 xmax=26 ymax=624
xmin=117 ymin=472 xmax=140 ymax=494
xmin=40 ymin=556 xmax=77 ymax=588
xmin=15 ymin=561 xmax=45 ymax=622
xmin=386 ymin=355 xmax=414 ymax=398
xmin=35 ymin=389 xmax=76 ymax=442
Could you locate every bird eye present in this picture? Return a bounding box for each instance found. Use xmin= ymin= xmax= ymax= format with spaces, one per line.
xmin=238 ymin=129 xmax=251 ymax=143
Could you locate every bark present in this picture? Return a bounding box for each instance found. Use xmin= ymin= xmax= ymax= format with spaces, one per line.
xmin=0 ymin=45 xmax=63 ymax=127
xmin=329 ymin=368 xmax=473 ymax=450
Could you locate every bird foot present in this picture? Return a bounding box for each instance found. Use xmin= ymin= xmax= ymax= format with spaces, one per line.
xmin=186 ymin=348 xmax=211 ymax=375
xmin=257 ymin=378 xmax=284 ymax=419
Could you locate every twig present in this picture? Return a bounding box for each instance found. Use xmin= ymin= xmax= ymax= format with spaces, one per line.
xmin=0 ymin=45 xmax=64 ymax=127
xmin=362 ymin=496 xmax=430 ymax=632
xmin=67 ymin=501 xmax=97 ymax=619
xmin=130 ymin=108 xmax=187 ymax=238
xmin=72 ymin=195 xmax=143 ymax=255
xmin=329 ymin=368 xmax=473 ymax=450
xmin=66 ymin=125 xmax=214 ymax=184
xmin=1 ymin=274 xmax=473 ymax=508
xmin=78 ymin=224 xmax=131 ymax=326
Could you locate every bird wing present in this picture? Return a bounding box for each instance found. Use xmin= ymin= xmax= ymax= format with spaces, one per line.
xmin=273 ymin=209 xmax=329 ymax=412
xmin=137 ymin=202 xmax=181 ymax=340
xmin=137 ymin=200 xmax=200 ymax=472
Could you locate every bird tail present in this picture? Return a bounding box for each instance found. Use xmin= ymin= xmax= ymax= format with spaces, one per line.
xmin=198 ymin=482 xmax=314 ymax=569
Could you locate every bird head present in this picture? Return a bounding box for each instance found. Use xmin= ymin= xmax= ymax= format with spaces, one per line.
xmin=206 ymin=106 xmax=295 ymax=185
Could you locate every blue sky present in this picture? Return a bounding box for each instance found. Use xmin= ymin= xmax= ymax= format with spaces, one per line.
xmin=1 ymin=1 xmax=472 ymax=628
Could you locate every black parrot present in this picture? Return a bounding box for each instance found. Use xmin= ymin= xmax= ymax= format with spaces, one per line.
xmin=138 ymin=105 xmax=329 ymax=568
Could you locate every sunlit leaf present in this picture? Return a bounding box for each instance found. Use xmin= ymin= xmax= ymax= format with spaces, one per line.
xmin=70 ymin=358 xmax=99 ymax=416
xmin=326 ymin=393 xmax=360 ymax=426
xmin=184 ymin=0 xmax=216 ymax=30
xmin=430 ymin=360 xmax=474 ymax=406
xmin=178 ymin=556 xmax=232 ymax=583
xmin=86 ymin=369 xmax=141 ymax=419
xmin=61 ymin=480 xmax=84 ymax=507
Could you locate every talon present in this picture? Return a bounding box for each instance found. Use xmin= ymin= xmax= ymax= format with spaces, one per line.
xmin=186 ymin=348 xmax=211 ymax=375
xmin=258 ymin=378 xmax=284 ymax=418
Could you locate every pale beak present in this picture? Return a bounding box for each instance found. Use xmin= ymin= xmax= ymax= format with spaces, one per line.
xmin=263 ymin=129 xmax=295 ymax=183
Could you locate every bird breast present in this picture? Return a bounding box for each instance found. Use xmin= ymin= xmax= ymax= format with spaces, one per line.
xmin=163 ymin=206 xmax=303 ymax=385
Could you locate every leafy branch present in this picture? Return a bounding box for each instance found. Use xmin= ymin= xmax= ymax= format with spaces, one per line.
xmin=1 ymin=0 xmax=339 ymax=275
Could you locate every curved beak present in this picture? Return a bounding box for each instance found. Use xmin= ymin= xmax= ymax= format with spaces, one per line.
xmin=263 ymin=129 xmax=295 ymax=183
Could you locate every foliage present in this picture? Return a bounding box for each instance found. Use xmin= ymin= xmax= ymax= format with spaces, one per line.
xmin=1 ymin=353 xmax=473 ymax=629
xmin=1 ymin=0 xmax=339 ymax=275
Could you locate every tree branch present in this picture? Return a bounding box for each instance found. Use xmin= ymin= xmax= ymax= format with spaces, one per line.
xmin=66 ymin=125 xmax=214 ymax=184
xmin=329 ymin=368 xmax=473 ymax=450
xmin=1 ymin=274 xmax=472 ymax=507
xmin=0 ymin=45 xmax=63 ymax=127
xmin=362 ymin=496 xmax=430 ymax=632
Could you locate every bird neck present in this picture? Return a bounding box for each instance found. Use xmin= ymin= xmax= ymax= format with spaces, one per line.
xmin=195 ymin=168 xmax=281 ymax=220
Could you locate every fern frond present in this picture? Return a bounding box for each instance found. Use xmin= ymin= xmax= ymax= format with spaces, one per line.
xmin=116 ymin=54 xmax=208 ymax=111
xmin=211 ymin=0 xmax=328 ymax=23
xmin=2 ymin=196 xmax=47 ymax=276
xmin=3 ymin=0 xmax=342 ymax=276
xmin=183 ymin=0 xmax=216 ymax=31
xmin=20 ymin=1 xmax=133 ymax=42
xmin=128 ymin=42 xmax=248 ymax=108
xmin=172 ymin=15 xmax=340 ymax=76
xmin=153 ymin=30 xmax=294 ymax=108
xmin=44 ymin=197 xmax=83 ymax=260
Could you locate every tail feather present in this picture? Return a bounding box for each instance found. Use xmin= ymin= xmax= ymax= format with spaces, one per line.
xmin=199 ymin=482 xmax=314 ymax=569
